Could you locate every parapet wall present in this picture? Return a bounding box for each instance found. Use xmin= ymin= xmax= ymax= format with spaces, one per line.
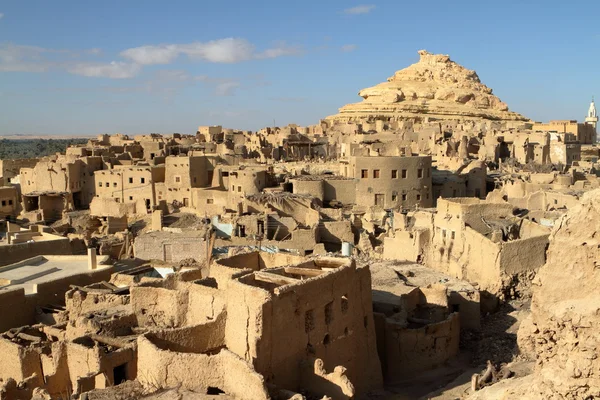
xmin=0 ymin=236 xmax=72 ymax=267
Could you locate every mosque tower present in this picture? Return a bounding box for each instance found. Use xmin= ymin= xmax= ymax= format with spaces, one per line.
xmin=585 ymin=97 xmax=598 ymax=141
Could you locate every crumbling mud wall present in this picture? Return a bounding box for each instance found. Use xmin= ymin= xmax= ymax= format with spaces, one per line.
xmin=377 ymin=312 xmax=460 ymax=382
xmin=225 ymin=259 xmax=383 ymax=397
xmin=137 ymin=336 xmax=269 ymax=399
xmin=517 ymin=189 xmax=600 ymax=399
xmin=0 ymin=288 xmax=37 ymax=333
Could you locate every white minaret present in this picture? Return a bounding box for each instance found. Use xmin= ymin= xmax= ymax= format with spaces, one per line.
xmin=585 ymin=97 xmax=598 ymax=142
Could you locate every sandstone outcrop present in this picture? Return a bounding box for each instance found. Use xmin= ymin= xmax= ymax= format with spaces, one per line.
xmin=327 ymin=50 xmax=528 ymax=123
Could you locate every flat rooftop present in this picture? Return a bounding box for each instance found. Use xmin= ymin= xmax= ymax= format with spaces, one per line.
xmin=0 ymin=255 xmax=110 ymax=295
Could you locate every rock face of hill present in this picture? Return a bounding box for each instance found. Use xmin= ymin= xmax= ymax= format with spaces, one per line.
xmin=327 ymin=50 xmax=528 ymax=123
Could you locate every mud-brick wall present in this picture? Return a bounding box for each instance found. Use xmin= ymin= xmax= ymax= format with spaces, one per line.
xmin=137 ymin=336 xmax=269 ymax=399
xmin=147 ymin=312 xmax=226 ymax=354
xmin=0 ymin=288 xmax=37 ymax=332
xmin=235 ymin=262 xmax=382 ymax=396
xmin=500 ymin=234 xmax=549 ymax=276
xmin=0 ymin=238 xmax=72 ymax=267
xmin=324 ymin=179 xmax=356 ymax=204
xmin=380 ymin=313 xmax=460 ymax=383
xmin=0 ymin=338 xmax=44 ymax=383
xmin=33 ymin=267 xmax=113 ymax=307
xmin=462 ymin=227 xmax=502 ymax=290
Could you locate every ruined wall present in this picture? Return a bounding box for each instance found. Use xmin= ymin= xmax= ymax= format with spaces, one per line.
xmin=146 ymin=311 xmax=226 ymax=354
xmin=0 ymin=158 xmax=39 ymax=181
xmin=0 ymin=338 xmax=44 ymax=383
xmin=499 ymin=234 xmax=548 ymax=276
xmin=0 ymin=186 xmax=18 ymax=218
xmin=378 ymin=313 xmax=460 ymax=382
xmin=131 ymin=286 xmax=188 ymax=328
xmin=32 ymin=265 xmax=114 ymax=307
xmin=0 ymin=288 xmax=36 ymax=333
xmin=225 ymin=261 xmax=383 ymax=396
xmin=515 ymin=189 xmax=600 ymax=399
xmin=137 ymin=336 xmax=269 ymax=399
xmin=383 ymin=229 xmax=430 ymax=262
xmin=319 ymin=221 xmax=354 ymax=245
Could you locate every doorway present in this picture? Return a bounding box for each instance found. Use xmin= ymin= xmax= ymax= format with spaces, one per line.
xmin=164 ymin=244 xmax=173 ymax=262
xmin=113 ymin=363 xmax=128 ymax=385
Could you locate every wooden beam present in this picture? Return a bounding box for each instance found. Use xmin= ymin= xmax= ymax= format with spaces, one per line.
xmin=255 ymin=271 xmax=300 ymax=286
xmin=283 ymin=267 xmax=324 ymax=278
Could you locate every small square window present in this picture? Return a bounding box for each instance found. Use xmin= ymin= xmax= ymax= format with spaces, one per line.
xmin=1 ymin=201 xmax=5 ymax=206
xmin=401 ymin=194 xmax=407 ymax=201
xmin=207 ymin=198 xmax=214 ymax=204
xmin=113 ymin=182 xmax=117 ymax=187
xmin=238 ymin=186 xmax=242 ymax=192
xmin=391 ymin=170 xmax=398 ymax=179
xmin=175 ymin=176 xmax=181 ymax=183
xmin=141 ymin=178 xmax=145 ymax=184
xmin=373 ymin=169 xmax=380 ymax=178
xmin=129 ymin=196 xmax=133 ymax=201
xmin=129 ymin=177 xmax=133 ymax=184
xmin=361 ymin=169 xmax=368 ymax=178
xmin=115 ymin=198 xmax=120 ymax=203
xmin=418 ymin=169 xmax=423 ymax=178
xmin=417 ymin=194 xmax=421 ymax=201
xmin=401 ymin=169 xmax=407 ymax=178
xmin=105 ymin=182 xmax=109 ymax=187
xmin=8 ymin=200 xmax=12 ymax=205
xmin=392 ymin=194 xmax=397 ymax=201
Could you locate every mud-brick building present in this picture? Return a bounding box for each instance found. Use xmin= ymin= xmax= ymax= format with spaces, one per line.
xmin=164 ymin=155 xmax=212 ymax=207
xmin=20 ymin=156 xmax=104 ymax=222
xmin=94 ymin=165 xmax=165 ymax=210
xmin=0 ymin=158 xmax=39 ymax=184
xmin=209 ymin=254 xmax=383 ymax=397
xmin=0 ymin=186 xmax=18 ymax=219
xmin=341 ymin=154 xmax=433 ymax=210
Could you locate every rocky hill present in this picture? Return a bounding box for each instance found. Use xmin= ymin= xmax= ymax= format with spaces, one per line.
xmin=327 ymin=50 xmax=528 ymax=123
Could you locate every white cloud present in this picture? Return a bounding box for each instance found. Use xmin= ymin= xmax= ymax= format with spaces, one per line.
xmin=341 ymin=44 xmax=358 ymax=52
xmin=343 ymin=5 xmax=375 ymax=15
xmin=68 ymin=62 xmax=141 ymax=79
xmin=182 ymin=38 xmax=255 ymax=63
xmin=120 ymin=45 xmax=179 ymax=65
xmin=121 ymin=38 xmax=301 ymax=65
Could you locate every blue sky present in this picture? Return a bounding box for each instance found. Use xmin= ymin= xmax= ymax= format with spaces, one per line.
xmin=0 ymin=0 xmax=598 ymax=135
